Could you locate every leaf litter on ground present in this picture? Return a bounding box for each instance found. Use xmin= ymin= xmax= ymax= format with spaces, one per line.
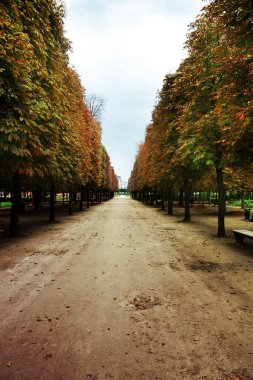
xmin=129 ymin=295 xmax=161 ymax=310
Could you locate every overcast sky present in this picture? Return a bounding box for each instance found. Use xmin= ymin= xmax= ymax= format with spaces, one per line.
xmin=64 ymin=0 xmax=205 ymax=182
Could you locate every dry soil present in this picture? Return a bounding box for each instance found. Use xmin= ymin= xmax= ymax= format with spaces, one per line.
xmin=0 ymin=197 xmax=252 ymax=380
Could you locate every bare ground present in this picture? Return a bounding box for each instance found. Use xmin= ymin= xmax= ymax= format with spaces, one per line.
xmin=0 ymin=197 xmax=252 ymax=380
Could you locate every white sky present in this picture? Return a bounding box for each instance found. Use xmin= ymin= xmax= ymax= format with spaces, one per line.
xmin=64 ymin=0 xmax=205 ymax=182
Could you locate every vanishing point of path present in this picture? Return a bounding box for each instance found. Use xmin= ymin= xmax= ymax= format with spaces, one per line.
xmin=0 ymin=197 xmax=252 ymax=380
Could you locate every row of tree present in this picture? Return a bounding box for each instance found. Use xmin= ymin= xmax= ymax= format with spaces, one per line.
xmin=128 ymin=0 xmax=253 ymax=236
xmin=0 ymin=0 xmax=118 ymax=235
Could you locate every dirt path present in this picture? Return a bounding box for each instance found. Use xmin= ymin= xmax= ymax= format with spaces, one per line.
xmin=0 ymin=197 xmax=252 ymax=380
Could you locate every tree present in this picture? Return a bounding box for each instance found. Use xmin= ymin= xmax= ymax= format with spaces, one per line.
xmin=151 ymin=74 xmax=180 ymax=215
xmin=0 ymin=0 xmax=117 ymax=234
xmin=130 ymin=0 xmax=253 ymax=235
xmin=87 ymin=94 xmax=105 ymax=121
xmin=0 ymin=0 xmax=71 ymax=233
xmin=179 ymin=0 xmax=253 ymax=234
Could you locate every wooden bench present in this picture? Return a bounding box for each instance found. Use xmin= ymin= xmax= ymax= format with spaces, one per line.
xmin=233 ymin=229 xmax=253 ymax=243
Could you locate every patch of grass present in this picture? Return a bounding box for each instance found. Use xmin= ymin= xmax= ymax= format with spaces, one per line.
xmin=227 ymin=199 xmax=253 ymax=208
xmin=0 ymin=201 xmax=12 ymax=208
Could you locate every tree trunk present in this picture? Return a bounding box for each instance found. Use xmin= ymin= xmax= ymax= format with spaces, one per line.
xmin=216 ymin=165 xmax=226 ymax=237
xmin=201 ymin=190 xmax=205 ymax=208
xmin=241 ymin=190 xmax=245 ymax=209
xmin=10 ymin=171 xmax=21 ymax=236
xmin=49 ymin=182 xmax=55 ymax=222
xmin=153 ymin=188 xmax=157 ymax=207
xmin=73 ymin=192 xmax=77 ymax=204
xmin=167 ymin=187 xmax=173 ymax=215
xmin=142 ymin=189 xmax=144 ymax=203
xmin=90 ymin=190 xmax=94 ymax=205
xmin=208 ymin=187 xmax=211 ymax=205
xmin=79 ymin=186 xmax=85 ymax=211
xmin=68 ymin=190 xmax=73 ymax=215
xmin=178 ymin=188 xmax=184 ymax=206
xmin=183 ymin=179 xmax=191 ymax=222
xmin=161 ymin=188 xmax=165 ymax=211
xmin=86 ymin=188 xmax=90 ymax=209
xmin=33 ymin=187 xmax=42 ymax=211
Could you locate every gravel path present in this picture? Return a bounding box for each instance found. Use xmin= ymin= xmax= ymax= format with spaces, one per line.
xmin=0 ymin=197 xmax=252 ymax=380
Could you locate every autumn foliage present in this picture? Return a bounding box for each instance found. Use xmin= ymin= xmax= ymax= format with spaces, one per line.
xmin=0 ymin=0 xmax=118 ymax=234
xmin=128 ymin=0 xmax=253 ymax=236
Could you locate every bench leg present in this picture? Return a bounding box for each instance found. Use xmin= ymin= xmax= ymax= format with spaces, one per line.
xmin=234 ymin=234 xmax=244 ymax=243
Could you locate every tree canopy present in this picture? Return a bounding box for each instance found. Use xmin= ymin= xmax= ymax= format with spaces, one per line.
xmin=0 ymin=0 xmax=117 ymax=188
xmin=0 ymin=0 xmax=118 ymax=235
xmin=128 ymin=0 xmax=253 ymax=236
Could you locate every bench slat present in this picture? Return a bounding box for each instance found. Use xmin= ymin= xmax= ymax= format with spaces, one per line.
xmin=233 ymin=230 xmax=253 ymax=238
xmin=233 ymin=229 xmax=253 ymax=243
